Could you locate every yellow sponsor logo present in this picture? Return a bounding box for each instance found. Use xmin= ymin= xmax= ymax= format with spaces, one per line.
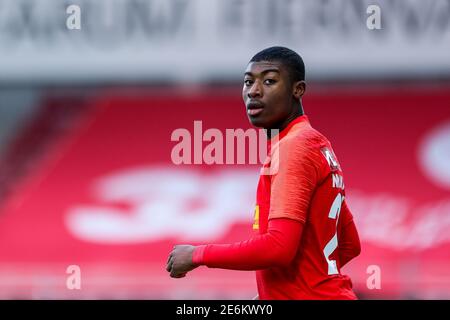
xmin=252 ymin=205 xmax=260 ymax=230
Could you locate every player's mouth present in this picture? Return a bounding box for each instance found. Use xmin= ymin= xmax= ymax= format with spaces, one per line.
xmin=247 ymin=101 xmax=264 ymax=117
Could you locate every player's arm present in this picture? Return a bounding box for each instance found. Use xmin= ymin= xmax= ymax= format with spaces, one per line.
xmin=190 ymin=140 xmax=317 ymax=272
xmin=193 ymin=218 xmax=303 ymax=270
xmin=167 ymin=218 xmax=303 ymax=277
xmin=338 ymin=200 xmax=361 ymax=267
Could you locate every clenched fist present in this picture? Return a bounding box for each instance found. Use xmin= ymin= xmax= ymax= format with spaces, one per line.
xmin=166 ymin=245 xmax=198 ymax=278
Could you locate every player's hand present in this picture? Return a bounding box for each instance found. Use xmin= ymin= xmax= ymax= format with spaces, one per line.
xmin=166 ymin=245 xmax=198 ymax=278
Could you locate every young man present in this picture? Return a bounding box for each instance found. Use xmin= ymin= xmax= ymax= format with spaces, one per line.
xmin=166 ymin=46 xmax=361 ymax=299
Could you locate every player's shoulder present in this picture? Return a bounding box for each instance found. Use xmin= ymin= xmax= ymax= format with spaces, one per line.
xmin=273 ymin=120 xmax=344 ymax=180
xmin=278 ymin=121 xmax=340 ymax=175
xmin=282 ymin=121 xmax=330 ymax=155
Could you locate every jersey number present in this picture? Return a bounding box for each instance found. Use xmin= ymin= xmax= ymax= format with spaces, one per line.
xmin=323 ymin=193 xmax=344 ymax=275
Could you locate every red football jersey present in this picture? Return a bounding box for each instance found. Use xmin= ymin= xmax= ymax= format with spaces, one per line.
xmin=254 ymin=115 xmax=359 ymax=299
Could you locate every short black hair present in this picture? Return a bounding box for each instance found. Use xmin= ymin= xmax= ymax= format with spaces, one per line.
xmin=249 ymin=46 xmax=305 ymax=83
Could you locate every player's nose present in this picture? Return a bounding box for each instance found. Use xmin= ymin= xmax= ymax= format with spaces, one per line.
xmin=247 ymin=81 xmax=262 ymax=99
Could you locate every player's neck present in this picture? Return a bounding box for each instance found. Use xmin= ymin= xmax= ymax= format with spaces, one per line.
xmin=265 ymin=104 xmax=304 ymax=139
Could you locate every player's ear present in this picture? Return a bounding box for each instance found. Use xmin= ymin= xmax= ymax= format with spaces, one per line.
xmin=293 ymin=81 xmax=306 ymax=100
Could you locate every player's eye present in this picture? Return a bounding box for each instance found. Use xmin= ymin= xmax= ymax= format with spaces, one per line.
xmin=264 ymin=79 xmax=276 ymax=85
xmin=244 ymin=79 xmax=253 ymax=86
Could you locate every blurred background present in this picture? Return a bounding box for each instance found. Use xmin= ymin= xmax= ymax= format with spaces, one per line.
xmin=0 ymin=0 xmax=449 ymax=299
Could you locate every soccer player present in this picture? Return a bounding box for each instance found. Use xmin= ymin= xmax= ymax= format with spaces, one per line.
xmin=166 ymin=46 xmax=361 ymax=300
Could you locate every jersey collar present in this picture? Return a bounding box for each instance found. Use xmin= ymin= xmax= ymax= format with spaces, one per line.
xmin=269 ymin=114 xmax=309 ymax=142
